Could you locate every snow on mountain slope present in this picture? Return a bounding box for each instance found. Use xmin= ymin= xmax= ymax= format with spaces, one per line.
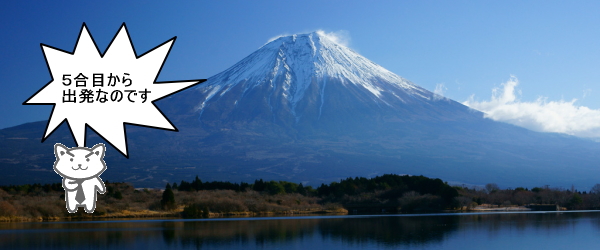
xmin=4 ymin=32 xmax=600 ymax=189
xmin=190 ymin=31 xmax=436 ymax=121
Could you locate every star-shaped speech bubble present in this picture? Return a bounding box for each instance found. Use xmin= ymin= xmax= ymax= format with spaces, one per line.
xmin=24 ymin=23 xmax=205 ymax=157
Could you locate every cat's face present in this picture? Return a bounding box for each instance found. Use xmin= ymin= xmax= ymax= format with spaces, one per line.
xmin=53 ymin=143 xmax=107 ymax=179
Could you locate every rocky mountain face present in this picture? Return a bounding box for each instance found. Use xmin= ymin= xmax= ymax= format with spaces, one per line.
xmin=2 ymin=32 xmax=600 ymax=189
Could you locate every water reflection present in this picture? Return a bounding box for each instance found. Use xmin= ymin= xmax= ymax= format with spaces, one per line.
xmin=1 ymin=212 xmax=600 ymax=249
xmin=319 ymin=215 xmax=459 ymax=246
xmin=160 ymin=219 xmax=320 ymax=248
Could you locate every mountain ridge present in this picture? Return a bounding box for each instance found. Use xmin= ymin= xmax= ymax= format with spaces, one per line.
xmin=162 ymin=31 xmax=483 ymax=136
xmin=2 ymin=32 xmax=600 ymax=189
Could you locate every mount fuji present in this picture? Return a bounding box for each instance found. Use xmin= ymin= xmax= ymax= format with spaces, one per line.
xmin=2 ymin=32 xmax=600 ymax=189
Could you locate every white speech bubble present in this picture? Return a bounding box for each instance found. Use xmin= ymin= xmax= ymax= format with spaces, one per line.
xmin=24 ymin=23 xmax=205 ymax=157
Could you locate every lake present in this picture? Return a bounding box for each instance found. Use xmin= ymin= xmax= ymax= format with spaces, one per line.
xmin=2 ymin=211 xmax=600 ymax=249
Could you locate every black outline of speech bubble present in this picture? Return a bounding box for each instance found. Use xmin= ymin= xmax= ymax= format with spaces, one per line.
xmin=23 ymin=23 xmax=206 ymax=158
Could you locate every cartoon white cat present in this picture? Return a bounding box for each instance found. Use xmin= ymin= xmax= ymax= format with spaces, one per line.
xmin=53 ymin=143 xmax=107 ymax=213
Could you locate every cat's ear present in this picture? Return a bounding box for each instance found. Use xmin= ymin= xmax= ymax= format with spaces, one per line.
xmin=91 ymin=143 xmax=106 ymax=159
xmin=54 ymin=143 xmax=69 ymax=160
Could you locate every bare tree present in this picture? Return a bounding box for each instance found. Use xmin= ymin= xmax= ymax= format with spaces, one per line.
xmin=485 ymin=183 xmax=499 ymax=194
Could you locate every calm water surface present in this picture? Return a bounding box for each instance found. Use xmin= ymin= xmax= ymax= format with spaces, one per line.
xmin=2 ymin=211 xmax=600 ymax=249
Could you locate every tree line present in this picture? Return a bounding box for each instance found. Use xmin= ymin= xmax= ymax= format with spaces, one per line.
xmin=5 ymin=174 xmax=600 ymax=221
xmin=172 ymin=176 xmax=315 ymax=195
xmin=162 ymin=174 xmax=458 ymax=214
xmin=455 ymin=183 xmax=600 ymax=210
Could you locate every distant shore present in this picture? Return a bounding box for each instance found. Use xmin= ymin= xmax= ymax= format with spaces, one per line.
xmin=1 ymin=174 xmax=597 ymax=223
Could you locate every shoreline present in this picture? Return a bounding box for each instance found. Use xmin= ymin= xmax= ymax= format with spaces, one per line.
xmin=4 ymin=210 xmax=600 ymax=225
xmin=1 ymin=206 xmax=591 ymax=223
xmin=0 ymin=208 xmax=349 ymax=223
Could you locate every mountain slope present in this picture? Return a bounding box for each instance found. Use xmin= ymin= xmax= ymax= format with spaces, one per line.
xmin=161 ymin=32 xmax=480 ymax=135
xmin=2 ymin=32 xmax=600 ymax=189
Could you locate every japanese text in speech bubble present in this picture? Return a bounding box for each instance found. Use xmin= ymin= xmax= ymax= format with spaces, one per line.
xmin=24 ymin=23 xmax=205 ymax=157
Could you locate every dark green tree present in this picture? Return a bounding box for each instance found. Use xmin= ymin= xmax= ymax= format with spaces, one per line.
xmin=161 ymin=183 xmax=176 ymax=210
xmin=281 ymin=181 xmax=298 ymax=194
xmin=192 ymin=176 xmax=203 ymax=191
xmin=568 ymin=194 xmax=583 ymax=209
xmin=253 ymin=179 xmax=266 ymax=192
xmin=266 ymin=181 xmax=285 ymax=195
xmin=178 ymin=180 xmax=192 ymax=191
xmin=297 ymin=183 xmax=307 ymax=196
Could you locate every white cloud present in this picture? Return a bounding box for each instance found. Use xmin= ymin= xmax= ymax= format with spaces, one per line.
xmin=433 ymin=83 xmax=448 ymax=101
xmin=266 ymin=33 xmax=290 ymax=44
xmin=265 ymin=30 xmax=351 ymax=48
xmin=316 ymin=30 xmax=351 ymax=47
xmin=463 ymin=76 xmax=600 ymax=139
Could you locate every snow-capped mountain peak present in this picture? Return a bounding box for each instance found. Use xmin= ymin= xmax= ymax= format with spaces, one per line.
xmin=192 ymin=31 xmax=433 ymax=118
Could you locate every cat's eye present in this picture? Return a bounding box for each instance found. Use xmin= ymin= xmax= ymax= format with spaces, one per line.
xmin=70 ymin=158 xmax=73 ymax=162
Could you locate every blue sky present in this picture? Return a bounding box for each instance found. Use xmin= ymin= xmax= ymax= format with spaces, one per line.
xmin=2 ymin=1 xmax=600 ymax=137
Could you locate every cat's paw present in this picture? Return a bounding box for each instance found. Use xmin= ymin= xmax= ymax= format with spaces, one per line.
xmin=63 ymin=178 xmax=78 ymax=191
